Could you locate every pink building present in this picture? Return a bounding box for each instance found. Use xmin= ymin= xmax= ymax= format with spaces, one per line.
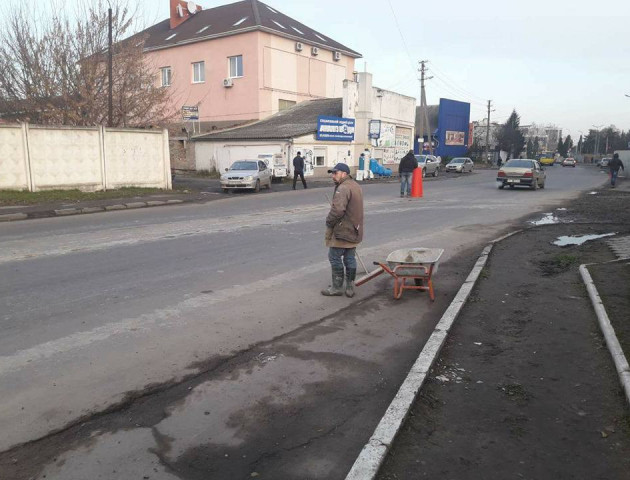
xmin=141 ymin=0 xmax=361 ymax=131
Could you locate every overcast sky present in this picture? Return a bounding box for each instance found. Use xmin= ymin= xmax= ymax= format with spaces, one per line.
xmin=144 ymin=0 xmax=630 ymax=139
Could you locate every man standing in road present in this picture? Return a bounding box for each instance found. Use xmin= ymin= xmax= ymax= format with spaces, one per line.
xmin=609 ymin=153 xmax=625 ymax=188
xmin=292 ymin=151 xmax=308 ymax=190
xmin=322 ymin=163 xmax=364 ymax=298
xmin=398 ymin=149 xmax=417 ymax=197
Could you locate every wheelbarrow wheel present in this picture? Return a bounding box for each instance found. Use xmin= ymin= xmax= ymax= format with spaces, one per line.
xmin=414 ymin=278 xmax=424 ymax=287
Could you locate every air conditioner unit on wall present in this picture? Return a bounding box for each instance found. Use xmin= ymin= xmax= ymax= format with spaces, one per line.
xmin=333 ymin=51 xmax=341 ymax=61
xmin=295 ymin=42 xmax=303 ymax=52
xmin=311 ymin=47 xmax=319 ymax=56
xmin=223 ymin=78 xmax=233 ymax=87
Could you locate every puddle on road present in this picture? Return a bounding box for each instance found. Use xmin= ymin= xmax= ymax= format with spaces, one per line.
xmin=553 ymin=233 xmax=616 ymax=246
xmin=530 ymin=213 xmax=559 ymax=225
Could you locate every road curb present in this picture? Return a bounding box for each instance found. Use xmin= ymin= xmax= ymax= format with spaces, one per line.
xmin=579 ymin=264 xmax=630 ymax=407
xmin=345 ymin=242 xmax=495 ymax=480
xmin=0 ymin=213 xmax=28 ymax=222
xmin=2 ymin=198 xmax=193 ymax=222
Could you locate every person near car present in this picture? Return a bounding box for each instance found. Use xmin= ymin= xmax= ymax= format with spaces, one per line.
xmin=609 ymin=153 xmax=625 ymax=188
xmin=398 ymin=150 xmax=418 ymax=197
xmin=322 ymin=163 xmax=364 ymax=298
xmin=292 ymin=151 xmax=307 ymax=190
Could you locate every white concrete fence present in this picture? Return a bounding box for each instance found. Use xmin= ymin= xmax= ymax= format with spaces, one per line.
xmin=0 ymin=124 xmax=171 ymax=191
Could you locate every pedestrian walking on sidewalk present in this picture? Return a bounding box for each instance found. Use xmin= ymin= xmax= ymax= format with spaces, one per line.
xmin=292 ymin=151 xmax=308 ymax=190
xmin=322 ymin=163 xmax=364 ymax=298
xmin=609 ymin=153 xmax=625 ymax=188
xmin=398 ymin=150 xmax=418 ymax=197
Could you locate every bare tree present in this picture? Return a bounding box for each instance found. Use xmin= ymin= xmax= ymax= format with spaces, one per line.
xmin=0 ymin=0 xmax=174 ymax=127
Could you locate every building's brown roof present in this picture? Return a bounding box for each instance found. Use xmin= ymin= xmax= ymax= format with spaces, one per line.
xmin=193 ymin=97 xmax=342 ymax=140
xmin=140 ymin=0 xmax=361 ymax=58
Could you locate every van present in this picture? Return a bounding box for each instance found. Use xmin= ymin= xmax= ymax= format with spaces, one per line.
xmin=257 ymin=153 xmax=287 ymax=181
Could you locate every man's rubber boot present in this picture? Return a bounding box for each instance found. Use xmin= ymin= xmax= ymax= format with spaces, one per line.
xmin=345 ymin=268 xmax=357 ymax=298
xmin=321 ymin=268 xmax=345 ymax=296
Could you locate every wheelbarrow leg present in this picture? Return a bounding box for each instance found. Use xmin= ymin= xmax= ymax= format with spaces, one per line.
xmin=394 ymin=278 xmax=405 ymax=299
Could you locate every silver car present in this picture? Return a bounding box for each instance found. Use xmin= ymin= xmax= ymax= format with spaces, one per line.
xmin=497 ymin=159 xmax=546 ymax=190
xmin=445 ymin=157 xmax=474 ymax=173
xmin=221 ymin=160 xmax=272 ymax=193
xmin=414 ymin=154 xmax=439 ymax=177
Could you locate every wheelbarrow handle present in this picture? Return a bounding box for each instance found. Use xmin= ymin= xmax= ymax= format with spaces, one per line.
xmin=373 ymin=261 xmax=381 ymax=266
xmin=356 ymin=266 xmax=385 ymax=286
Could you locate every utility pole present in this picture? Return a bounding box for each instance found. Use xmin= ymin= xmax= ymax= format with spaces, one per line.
xmin=108 ymin=7 xmax=113 ymax=128
xmin=485 ymin=100 xmax=492 ymax=164
xmin=418 ymin=60 xmax=433 ymax=155
xmin=592 ymin=124 xmax=603 ymax=156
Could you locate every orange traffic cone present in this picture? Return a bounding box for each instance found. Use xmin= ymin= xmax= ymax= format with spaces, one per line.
xmin=411 ymin=167 xmax=423 ymax=198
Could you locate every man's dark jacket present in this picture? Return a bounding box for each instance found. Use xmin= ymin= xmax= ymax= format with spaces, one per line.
xmin=610 ymin=158 xmax=625 ymax=172
xmin=293 ymin=155 xmax=305 ymax=173
xmin=399 ymin=152 xmax=418 ymax=173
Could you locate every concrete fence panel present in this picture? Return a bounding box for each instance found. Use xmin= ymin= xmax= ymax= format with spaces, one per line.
xmin=28 ymin=126 xmax=103 ymax=191
xmin=105 ymin=129 xmax=169 ymax=189
xmin=0 ymin=125 xmax=30 ymax=190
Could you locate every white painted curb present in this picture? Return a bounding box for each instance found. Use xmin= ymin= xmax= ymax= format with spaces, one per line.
xmin=579 ymin=264 xmax=630 ymax=407
xmin=345 ymin=243 xmax=494 ymax=480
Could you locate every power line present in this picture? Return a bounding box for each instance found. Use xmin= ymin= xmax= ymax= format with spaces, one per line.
xmin=428 ymin=62 xmax=488 ymax=103
xmin=386 ymin=0 xmax=416 ymax=78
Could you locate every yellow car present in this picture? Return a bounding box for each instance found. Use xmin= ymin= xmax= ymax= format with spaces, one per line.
xmin=538 ymin=153 xmax=555 ymax=166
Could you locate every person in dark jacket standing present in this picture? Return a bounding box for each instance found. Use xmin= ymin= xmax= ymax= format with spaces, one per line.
xmin=292 ymin=151 xmax=307 ymax=190
xmin=398 ymin=150 xmax=418 ymax=197
xmin=322 ymin=163 xmax=364 ymax=298
xmin=609 ymin=153 xmax=625 ymax=188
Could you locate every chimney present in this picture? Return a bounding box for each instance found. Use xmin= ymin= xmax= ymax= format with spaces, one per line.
xmin=170 ymin=0 xmax=202 ymax=30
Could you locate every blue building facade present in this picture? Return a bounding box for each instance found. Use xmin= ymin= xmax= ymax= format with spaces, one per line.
xmin=415 ymin=98 xmax=470 ymax=157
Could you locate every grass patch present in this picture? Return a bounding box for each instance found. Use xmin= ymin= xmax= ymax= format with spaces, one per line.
xmin=539 ymin=254 xmax=579 ymax=276
xmin=0 ymin=187 xmax=182 ymax=206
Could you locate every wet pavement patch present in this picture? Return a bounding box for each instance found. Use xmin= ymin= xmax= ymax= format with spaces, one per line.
xmin=530 ymin=212 xmax=560 ymax=225
xmin=553 ymin=232 xmax=616 ymax=246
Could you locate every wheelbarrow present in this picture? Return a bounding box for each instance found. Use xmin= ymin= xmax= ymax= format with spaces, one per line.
xmin=355 ymin=248 xmax=444 ymax=300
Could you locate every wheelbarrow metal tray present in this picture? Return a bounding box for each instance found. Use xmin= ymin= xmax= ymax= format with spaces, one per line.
xmin=385 ymin=248 xmax=444 ymax=276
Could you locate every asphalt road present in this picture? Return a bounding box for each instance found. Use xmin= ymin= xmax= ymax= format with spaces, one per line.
xmin=0 ymin=167 xmax=608 ymax=479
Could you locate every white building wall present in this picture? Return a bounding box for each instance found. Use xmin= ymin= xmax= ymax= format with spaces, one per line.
xmin=0 ymin=124 xmax=171 ymax=191
xmin=105 ymin=129 xmax=171 ymax=189
xmin=28 ymin=126 xmax=103 ymax=191
xmin=0 ymin=125 xmax=30 ymax=190
xmin=195 ymin=141 xmax=289 ymax=173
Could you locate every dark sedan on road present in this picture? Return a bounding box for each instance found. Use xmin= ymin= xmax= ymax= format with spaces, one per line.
xmin=497 ymin=159 xmax=546 ymax=190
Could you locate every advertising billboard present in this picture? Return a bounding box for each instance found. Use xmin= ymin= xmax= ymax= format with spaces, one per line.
xmin=445 ymin=130 xmax=466 ymax=146
xmin=316 ymin=116 xmax=355 ymax=142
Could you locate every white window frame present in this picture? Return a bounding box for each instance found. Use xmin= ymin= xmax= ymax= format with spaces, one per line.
xmin=192 ymin=61 xmax=205 ymax=83
xmin=160 ymin=66 xmax=172 ymax=87
xmin=314 ymin=147 xmax=326 ymax=167
xmin=228 ymin=55 xmax=243 ymax=78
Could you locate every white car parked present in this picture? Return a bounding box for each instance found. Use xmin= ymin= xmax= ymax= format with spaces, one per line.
xmin=445 ymin=157 xmax=474 ymax=173
xmin=221 ymin=160 xmax=272 ymax=193
xmin=414 ymin=154 xmax=440 ymax=177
